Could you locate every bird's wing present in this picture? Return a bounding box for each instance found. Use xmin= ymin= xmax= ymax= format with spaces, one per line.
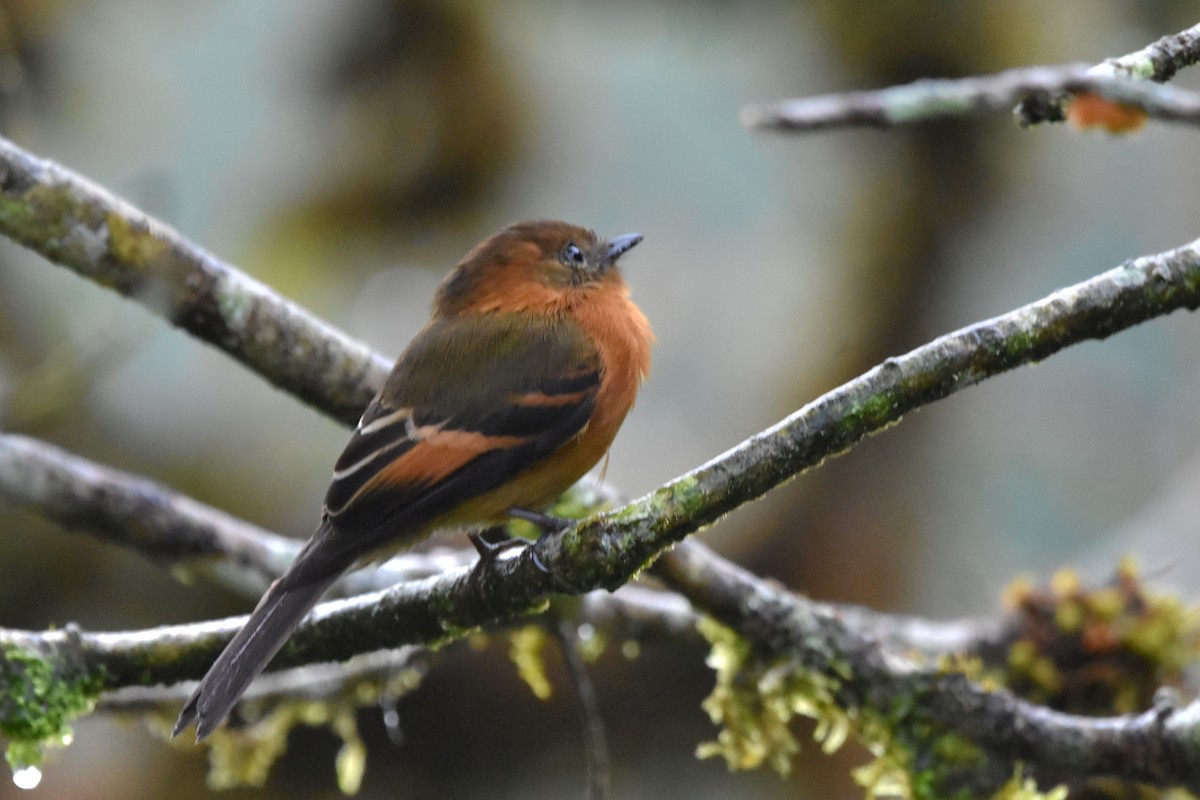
xmin=282 ymin=313 xmax=601 ymax=586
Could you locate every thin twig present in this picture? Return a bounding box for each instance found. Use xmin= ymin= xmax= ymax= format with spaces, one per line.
xmin=553 ymin=619 xmax=610 ymax=800
xmin=742 ymin=64 xmax=1200 ymax=132
xmin=97 ymin=646 xmax=429 ymax=715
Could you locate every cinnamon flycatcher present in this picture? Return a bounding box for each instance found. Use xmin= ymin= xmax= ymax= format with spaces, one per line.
xmin=174 ymin=220 xmax=652 ymax=740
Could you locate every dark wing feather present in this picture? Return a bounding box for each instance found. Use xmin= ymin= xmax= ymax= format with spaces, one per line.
xmin=281 ymin=313 xmax=601 ymax=588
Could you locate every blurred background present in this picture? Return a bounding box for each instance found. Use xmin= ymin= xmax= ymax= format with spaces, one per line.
xmin=2 ymin=1 xmax=1200 ymax=797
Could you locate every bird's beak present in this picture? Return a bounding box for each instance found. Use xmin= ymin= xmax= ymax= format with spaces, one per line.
xmin=602 ymin=233 xmax=643 ymax=266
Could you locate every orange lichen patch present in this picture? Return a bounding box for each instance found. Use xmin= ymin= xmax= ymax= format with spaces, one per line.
xmin=1066 ymin=91 xmax=1148 ymax=134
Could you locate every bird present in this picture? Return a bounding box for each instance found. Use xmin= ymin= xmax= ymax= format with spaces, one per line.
xmin=173 ymin=220 xmax=653 ymax=740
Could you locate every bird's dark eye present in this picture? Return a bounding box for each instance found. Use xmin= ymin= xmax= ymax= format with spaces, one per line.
xmin=561 ymin=242 xmax=586 ymax=267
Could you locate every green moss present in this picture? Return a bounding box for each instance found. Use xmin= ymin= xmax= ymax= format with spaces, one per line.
xmin=508 ymin=625 xmax=553 ymax=700
xmin=0 ymin=184 xmax=77 ymax=243
xmin=105 ymin=211 xmax=169 ymax=267
xmin=695 ymin=617 xmax=848 ymax=776
xmin=0 ymin=645 xmax=104 ymax=771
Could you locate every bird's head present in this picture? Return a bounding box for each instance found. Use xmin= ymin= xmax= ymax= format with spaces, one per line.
xmin=433 ymin=220 xmax=642 ymax=316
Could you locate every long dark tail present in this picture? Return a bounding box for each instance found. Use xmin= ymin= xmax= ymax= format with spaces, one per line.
xmin=173 ymin=565 xmax=340 ymax=741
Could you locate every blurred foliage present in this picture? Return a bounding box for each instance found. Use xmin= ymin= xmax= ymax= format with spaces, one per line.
xmin=999 ymin=560 xmax=1200 ymax=715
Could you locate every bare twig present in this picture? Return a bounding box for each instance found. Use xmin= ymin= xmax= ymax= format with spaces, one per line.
xmin=0 ymin=137 xmax=389 ymax=425
xmin=742 ymin=64 xmax=1200 ymax=132
xmin=658 ymin=541 xmax=1200 ymax=794
xmin=553 ymin=619 xmax=610 ymax=800
xmin=97 ymin=646 xmax=429 ymax=715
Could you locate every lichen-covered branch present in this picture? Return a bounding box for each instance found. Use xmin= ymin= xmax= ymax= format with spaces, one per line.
xmin=1015 ymin=22 xmax=1200 ymax=125
xmin=0 ymin=136 xmax=389 ymax=425
xmin=1 ymin=426 xmax=997 ymax=666
xmin=657 ymin=541 xmax=1200 ymax=794
xmin=742 ymin=63 xmax=1200 ymax=132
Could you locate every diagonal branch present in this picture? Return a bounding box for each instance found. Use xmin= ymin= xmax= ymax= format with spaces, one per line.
xmin=535 ymin=237 xmax=1200 ymax=592
xmin=0 ymin=137 xmax=389 ymax=425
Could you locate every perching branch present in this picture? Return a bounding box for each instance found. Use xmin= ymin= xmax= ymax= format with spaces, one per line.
xmin=657 ymin=541 xmax=1200 ymax=793
xmin=1 ymin=426 xmax=1000 ymax=671
xmin=0 ymin=137 xmax=388 ymax=426
xmin=741 ymin=63 xmax=1200 ymax=132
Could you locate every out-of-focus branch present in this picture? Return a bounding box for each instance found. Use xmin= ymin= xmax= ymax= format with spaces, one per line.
xmin=1016 ymin=22 xmax=1200 ymax=125
xmin=657 ymin=541 xmax=1200 ymax=794
xmin=0 ymin=432 xmax=295 ymax=593
xmin=741 ymin=64 xmax=1200 ymax=132
xmin=97 ymin=646 xmax=429 ymax=715
xmin=0 ymin=136 xmax=389 ymax=425
xmin=0 ymin=430 xmax=476 ymax=597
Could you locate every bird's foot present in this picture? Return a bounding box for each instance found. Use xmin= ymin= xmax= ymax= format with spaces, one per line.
xmin=467 ymin=525 xmax=528 ymax=561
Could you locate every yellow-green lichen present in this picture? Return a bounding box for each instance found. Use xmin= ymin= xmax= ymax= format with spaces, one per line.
xmin=694 ymin=616 xmax=849 ymax=776
xmin=0 ymin=646 xmax=103 ymax=772
xmin=696 ymin=618 xmax=999 ymax=798
xmin=200 ymin=701 xmax=367 ymax=793
xmin=105 ymin=211 xmax=170 ymax=267
xmin=157 ymin=656 xmax=425 ymax=795
xmin=508 ymin=625 xmax=553 ymax=700
xmin=990 ymin=766 xmax=1067 ymax=800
